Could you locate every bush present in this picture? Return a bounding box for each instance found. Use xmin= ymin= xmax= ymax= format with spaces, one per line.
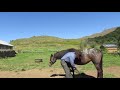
xmin=79 ymin=40 xmax=88 ymax=50
xmin=100 ymin=45 xmax=107 ymax=54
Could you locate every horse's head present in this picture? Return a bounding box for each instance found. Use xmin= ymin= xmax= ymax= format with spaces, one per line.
xmin=49 ymin=53 xmax=57 ymax=67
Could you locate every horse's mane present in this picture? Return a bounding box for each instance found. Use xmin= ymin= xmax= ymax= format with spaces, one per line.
xmin=54 ymin=48 xmax=81 ymax=59
xmin=56 ymin=48 xmax=77 ymax=53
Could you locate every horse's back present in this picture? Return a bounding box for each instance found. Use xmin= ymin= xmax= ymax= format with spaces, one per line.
xmin=76 ymin=48 xmax=103 ymax=64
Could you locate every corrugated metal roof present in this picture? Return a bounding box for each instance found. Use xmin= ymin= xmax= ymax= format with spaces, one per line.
xmin=0 ymin=40 xmax=13 ymax=46
xmin=102 ymin=44 xmax=118 ymax=48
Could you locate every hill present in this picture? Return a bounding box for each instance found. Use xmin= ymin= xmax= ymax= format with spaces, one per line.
xmin=10 ymin=35 xmax=81 ymax=51
xmin=80 ymin=27 xmax=117 ymax=39
xmin=10 ymin=26 xmax=120 ymax=51
xmin=87 ymin=27 xmax=120 ymax=44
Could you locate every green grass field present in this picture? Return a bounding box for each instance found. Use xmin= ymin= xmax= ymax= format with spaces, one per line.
xmin=0 ymin=51 xmax=120 ymax=72
xmin=0 ymin=36 xmax=120 ymax=78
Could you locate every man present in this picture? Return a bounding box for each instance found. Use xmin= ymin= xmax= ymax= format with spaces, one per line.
xmin=61 ymin=52 xmax=80 ymax=78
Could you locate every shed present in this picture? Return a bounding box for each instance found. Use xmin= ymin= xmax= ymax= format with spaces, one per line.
xmin=101 ymin=44 xmax=118 ymax=53
xmin=0 ymin=40 xmax=13 ymax=50
xmin=0 ymin=40 xmax=16 ymax=58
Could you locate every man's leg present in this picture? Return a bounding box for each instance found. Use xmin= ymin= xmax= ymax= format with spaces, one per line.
xmin=66 ymin=63 xmax=75 ymax=78
xmin=61 ymin=60 xmax=73 ymax=78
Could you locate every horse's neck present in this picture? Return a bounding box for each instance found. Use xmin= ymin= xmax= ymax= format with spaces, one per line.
xmin=54 ymin=53 xmax=63 ymax=59
xmin=55 ymin=50 xmax=68 ymax=59
xmin=55 ymin=49 xmax=77 ymax=59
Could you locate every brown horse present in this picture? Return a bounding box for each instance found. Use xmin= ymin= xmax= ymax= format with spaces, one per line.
xmin=49 ymin=48 xmax=103 ymax=78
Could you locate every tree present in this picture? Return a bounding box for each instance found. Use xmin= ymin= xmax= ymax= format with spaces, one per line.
xmin=100 ymin=45 xmax=107 ymax=53
xmin=79 ymin=40 xmax=88 ymax=50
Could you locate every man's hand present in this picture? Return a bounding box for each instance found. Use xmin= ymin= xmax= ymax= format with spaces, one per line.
xmin=70 ymin=67 xmax=80 ymax=74
xmin=73 ymin=67 xmax=80 ymax=74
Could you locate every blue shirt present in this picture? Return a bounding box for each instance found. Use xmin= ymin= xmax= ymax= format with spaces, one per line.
xmin=61 ymin=52 xmax=76 ymax=68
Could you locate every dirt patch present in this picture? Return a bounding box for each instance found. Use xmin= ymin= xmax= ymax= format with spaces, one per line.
xmin=0 ymin=66 xmax=120 ymax=78
xmin=0 ymin=68 xmax=65 ymax=78
xmin=104 ymin=66 xmax=120 ymax=77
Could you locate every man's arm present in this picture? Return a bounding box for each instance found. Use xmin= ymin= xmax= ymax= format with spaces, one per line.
xmin=69 ymin=56 xmax=80 ymax=74
xmin=69 ymin=56 xmax=76 ymax=68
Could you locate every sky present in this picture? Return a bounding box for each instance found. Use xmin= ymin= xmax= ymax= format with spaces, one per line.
xmin=0 ymin=12 xmax=120 ymax=42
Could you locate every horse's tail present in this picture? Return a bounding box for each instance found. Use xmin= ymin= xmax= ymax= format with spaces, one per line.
xmin=100 ymin=51 xmax=103 ymax=70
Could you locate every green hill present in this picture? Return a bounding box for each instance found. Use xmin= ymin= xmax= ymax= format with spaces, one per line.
xmin=87 ymin=27 xmax=120 ymax=44
xmin=10 ymin=27 xmax=120 ymax=51
xmin=10 ymin=35 xmax=81 ymax=51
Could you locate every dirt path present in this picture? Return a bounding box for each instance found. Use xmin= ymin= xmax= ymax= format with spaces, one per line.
xmin=0 ymin=66 xmax=120 ymax=78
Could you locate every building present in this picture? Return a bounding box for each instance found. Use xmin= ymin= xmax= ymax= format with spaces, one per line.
xmin=0 ymin=40 xmax=13 ymax=50
xmin=101 ymin=44 xmax=118 ymax=53
xmin=0 ymin=40 xmax=16 ymax=58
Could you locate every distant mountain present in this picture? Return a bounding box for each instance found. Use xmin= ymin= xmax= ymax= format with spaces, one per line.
xmin=87 ymin=27 xmax=120 ymax=44
xmin=80 ymin=27 xmax=117 ymax=39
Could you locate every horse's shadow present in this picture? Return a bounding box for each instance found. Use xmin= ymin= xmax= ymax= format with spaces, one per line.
xmin=50 ymin=73 xmax=95 ymax=78
xmin=74 ymin=73 xmax=95 ymax=78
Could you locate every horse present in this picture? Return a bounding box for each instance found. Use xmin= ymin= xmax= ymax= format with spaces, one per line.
xmin=49 ymin=48 xmax=103 ymax=78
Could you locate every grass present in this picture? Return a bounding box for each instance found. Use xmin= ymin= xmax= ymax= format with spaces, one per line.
xmin=103 ymin=53 xmax=120 ymax=67
xmin=0 ymin=51 xmax=120 ymax=72
xmin=0 ymin=52 xmax=50 ymax=71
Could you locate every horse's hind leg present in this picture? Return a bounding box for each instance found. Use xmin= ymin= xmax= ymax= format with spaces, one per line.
xmin=97 ymin=64 xmax=103 ymax=78
xmin=93 ymin=62 xmax=103 ymax=78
